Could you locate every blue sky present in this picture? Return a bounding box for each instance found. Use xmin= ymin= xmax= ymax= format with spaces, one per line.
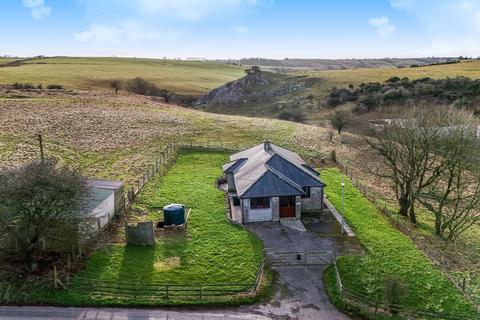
xmin=2 ymin=0 xmax=480 ymax=59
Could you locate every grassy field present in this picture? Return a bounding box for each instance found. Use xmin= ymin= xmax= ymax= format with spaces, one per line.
xmin=0 ymin=57 xmax=244 ymax=96
xmin=15 ymin=150 xmax=265 ymax=306
xmin=364 ymin=189 xmax=480 ymax=308
xmin=303 ymin=60 xmax=480 ymax=96
xmin=321 ymin=168 xmax=478 ymax=318
xmin=0 ymin=58 xmax=17 ymax=65
xmin=0 ymin=91 xmax=333 ymax=190
xmin=2 ymin=56 xmax=480 ymax=124
xmin=194 ymin=59 xmax=480 ymax=122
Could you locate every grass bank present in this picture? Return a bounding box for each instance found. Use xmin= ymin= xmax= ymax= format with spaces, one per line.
xmin=321 ymin=168 xmax=477 ymax=318
xmin=0 ymin=57 xmax=244 ymax=96
xmin=41 ymin=149 xmax=265 ymax=306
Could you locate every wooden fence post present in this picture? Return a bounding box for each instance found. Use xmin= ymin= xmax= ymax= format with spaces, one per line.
xmin=53 ymin=265 xmax=58 ymax=289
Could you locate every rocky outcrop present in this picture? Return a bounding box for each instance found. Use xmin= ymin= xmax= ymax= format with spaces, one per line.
xmin=193 ymin=67 xmax=322 ymax=119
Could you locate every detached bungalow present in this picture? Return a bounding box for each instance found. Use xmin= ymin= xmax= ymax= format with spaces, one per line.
xmin=223 ymin=141 xmax=325 ymax=223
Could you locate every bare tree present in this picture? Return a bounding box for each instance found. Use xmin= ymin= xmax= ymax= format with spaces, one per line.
xmin=365 ymin=107 xmax=460 ymax=223
xmin=110 ymin=79 xmax=121 ymax=94
xmin=331 ymin=110 xmax=351 ymax=134
xmin=417 ymin=113 xmax=480 ymax=240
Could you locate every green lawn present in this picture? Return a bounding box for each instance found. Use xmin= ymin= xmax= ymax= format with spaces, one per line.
xmin=45 ymin=149 xmax=264 ymax=306
xmin=0 ymin=57 xmax=244 ymax=96
xmin=321 ymin=168 xmax=477 ymax=318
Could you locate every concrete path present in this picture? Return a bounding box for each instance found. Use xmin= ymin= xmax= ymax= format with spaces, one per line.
xmin=279 ymin=218 xmax=307 ymax=232
xmin=243 ymin=221 xmax=358 ymax=320
xmin=0 ymin=306 xmax=270 ymax=320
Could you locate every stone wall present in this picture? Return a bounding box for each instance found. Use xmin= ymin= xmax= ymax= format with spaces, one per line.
xmin=300 ymin=186 xmax=324 ymax=210
xmin=271 ymin=196 xmax=280 ymax=221
xmin=295 ymin=196 xmax=302 ymax=219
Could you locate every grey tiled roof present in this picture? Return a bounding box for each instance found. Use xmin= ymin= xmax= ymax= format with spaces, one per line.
xmin=222 ymin=158 xmax=247 ymax=173
xmin=242 ymin=169 xmax=305 ymax=198
xmin=224 ymin=142 xmax=324 ymax=198
xmin=267 ymin=154 xmax=323 ymax=187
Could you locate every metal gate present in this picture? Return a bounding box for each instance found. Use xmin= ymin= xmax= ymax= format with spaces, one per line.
xmin=266 ymin=250 xmax=333 ymax=266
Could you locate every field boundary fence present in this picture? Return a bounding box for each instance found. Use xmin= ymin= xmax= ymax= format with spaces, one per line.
xmin=331 ymin=252 xmax=477 ymax=320
xmin=334 ymin=158 xmax=480 ymax=314
xmin=124 ymin=142 xmax=177 ymax=211
xmin=59 ymin=259 xmax=265 ymax=301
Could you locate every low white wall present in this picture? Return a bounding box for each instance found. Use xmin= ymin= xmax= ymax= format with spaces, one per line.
xmin=241 ymin=198 xmax=273 ymax=223
xmin=89 ymin=193 xmax=115 ymax=230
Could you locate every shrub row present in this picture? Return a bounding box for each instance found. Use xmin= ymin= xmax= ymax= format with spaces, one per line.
xmin=11 ymin=83 xmax=63 ymax=90
xmin=326 ymin=76 xmax=480 ymax=113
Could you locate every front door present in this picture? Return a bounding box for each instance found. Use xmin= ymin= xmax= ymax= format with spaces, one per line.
xmin=279 ymin=196 xmax=296 ymax=218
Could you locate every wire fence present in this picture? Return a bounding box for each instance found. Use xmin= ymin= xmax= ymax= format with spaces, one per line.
xmin=124 ymin=142 xmax=177 ymax=210
xmin=333 ymin=159 xmax=480 ymax=318
xmin=331 ymin=252 xmax=477 ymax=320
xmin=61 ymin=260 xmax=265 ymax=301
xmin=51 ymin=143 xmax=268 ymax=301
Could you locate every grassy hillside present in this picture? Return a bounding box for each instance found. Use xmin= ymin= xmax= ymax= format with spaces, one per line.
xmin=194 ymin=60 xmax=480 ymax=122
xmin=2 ymin=57 xmax=480 ymax=122
xmin=322 ymin=168 xmax=478 ymax=318
xmin=304 ymin=60 xmax=480 ymax=96
xmin=0 ymin=57 xmax=244 ymax=96
xmin=0 ymin=58 xmax=17 ymax=65
xmin=0 ymin=89 xmax=333 ymax=190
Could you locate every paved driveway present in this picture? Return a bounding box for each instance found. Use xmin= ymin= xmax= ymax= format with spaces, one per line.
xmin=0 ymin=214 xmax=360 ymax=320
xmin=241 ymin=220 xmax=361 ymax=320
xmin=0 ymin=306 xmax=270 ymax=320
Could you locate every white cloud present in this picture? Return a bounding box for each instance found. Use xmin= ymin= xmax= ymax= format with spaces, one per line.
xmin=73 ymin=22 xmax=168 ymax=45
xmin=368 ymin=16 xmax=396 ymax=39
xmin=390 ymin=0 xmax=480 ymax=56
xmin=22 ymin=0 xmax=51 ymax=20
xmin=138 ymin=0 xmax=266 ymax=19
xmin=234 ymin=25 xmax=248 ymax=34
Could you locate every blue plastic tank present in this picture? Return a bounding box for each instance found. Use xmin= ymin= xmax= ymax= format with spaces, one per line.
xmin=163 ymin=204 xmax=185 ymax=226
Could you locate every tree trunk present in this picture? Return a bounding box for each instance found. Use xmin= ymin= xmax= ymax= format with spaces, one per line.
xmin=408 ymin=203 xmax=416 ymax=224
xmin=398 ymin=196 xmax=410 ymax=217
xmin=434 ymin=214 xmax=442 ymax=237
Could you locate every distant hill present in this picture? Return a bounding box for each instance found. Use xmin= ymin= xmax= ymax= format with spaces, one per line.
xmin=214 ymin=57 xmax=462 ymax=71
xmin=193 ymin=67 xmax=324 ymax=122
xmin=0 ymin=56 xmax=244 ymax=97
xmin=194 ymin=60 xmax=480 ymax=123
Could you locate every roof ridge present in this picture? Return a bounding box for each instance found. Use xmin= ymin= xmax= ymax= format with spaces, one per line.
xmin=270 ymin=152 xmax=319 ymax=179
xmin=265 ymin=164 xmax=305 ymax=194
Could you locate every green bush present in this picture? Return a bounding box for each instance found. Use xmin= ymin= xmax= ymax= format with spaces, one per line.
xmin=47 ymin=84 xmax=63 ymax=90
xmin=277 ymin=109 xmax=305 ymax=123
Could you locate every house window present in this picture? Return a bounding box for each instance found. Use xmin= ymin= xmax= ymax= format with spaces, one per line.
xmin=301 ymin=187 xmax=311 ymax=199
xmin=250 ymin=197 xmax=270 ymax=209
